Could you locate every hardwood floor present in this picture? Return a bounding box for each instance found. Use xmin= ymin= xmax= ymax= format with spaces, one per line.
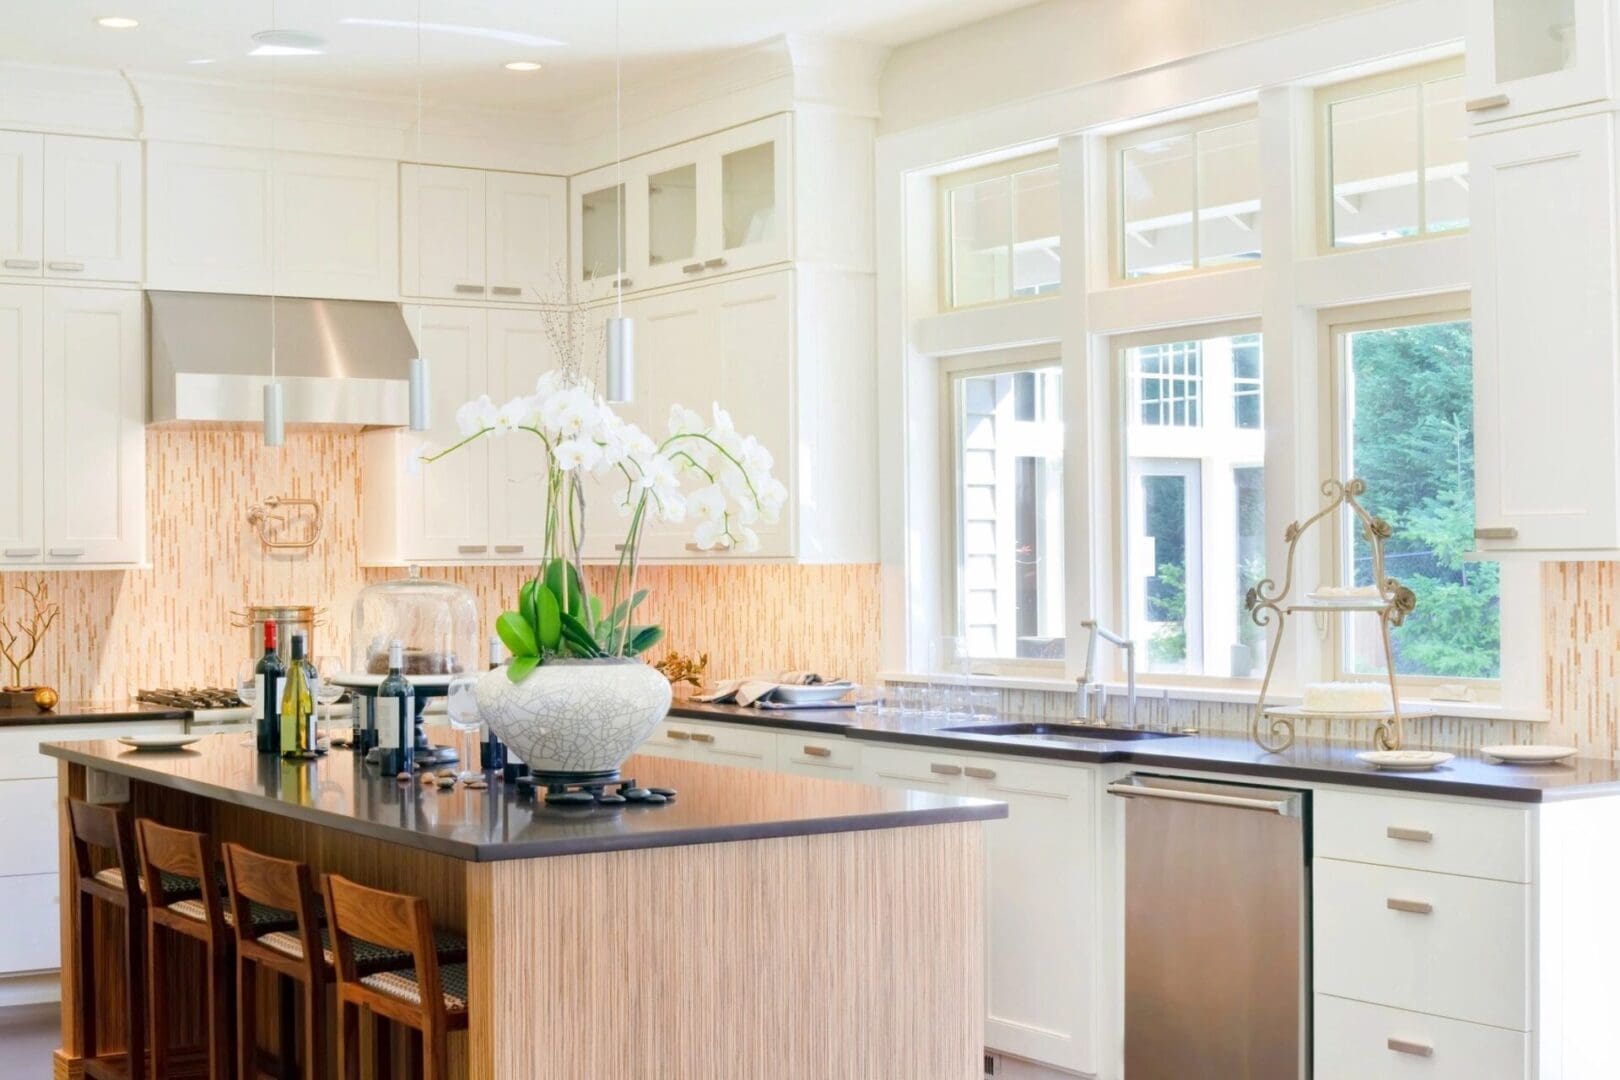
xmin=0 ymin=1002 xmax=60 ymax=1080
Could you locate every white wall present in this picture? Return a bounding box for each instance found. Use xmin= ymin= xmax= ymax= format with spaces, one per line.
xmin=878 ymin=0 xmax=1398 ymax=134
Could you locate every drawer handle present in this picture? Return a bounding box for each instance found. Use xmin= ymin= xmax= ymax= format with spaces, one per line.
xmin=1387 ymin=1037 xmax=1434 ymax=1058
xmin=802 ymin=745 xmax=832 ymax=758
xmin=494 ymin=544 xmax=524 ymax=554
xmin=490 ymin=285 xmax=522 ymax=296
xmin=963 ymin=766 xmax=996 ymax=780
xmin=47 ymin=260 xmax=85 ymax=271
xmin=1385 ymin=826 xmax=1433 ymax=843
xmin=1464 ymin=94 xmax=1510 ymax=113
xmin=3 ymin=259 xmax=40 ymax=270
xmin=682 ymin=262 xmax=705 ymax=274
xmin=3 ymin=548 xmax=40 ymax=558
xmin=1474 ymin=526 xmax=1518 ymax=541
xmin=685 ymin=541 xmax=731 ymax=553
xmin=666 ymin=730 xmax=691 ymax=741
xmin=930 ymin=763 xmax=962 ymax=776
xmin=703 ymin=257 xmax=728 ymax=269
xmin=457 ymin=544 xmax=488 ymax=553
xmin=454 ymin=283 xmax=486 ymax=294
xmin=49 ymin=547 xmax=85 ymax=557
xmin=1386 ymin=898 xmax=1433 ymax=915
xmin=690 ymin=732 xmax=715 ymax=744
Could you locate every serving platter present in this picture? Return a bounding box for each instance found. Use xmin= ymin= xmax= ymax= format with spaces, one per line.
xmin=1356 ymin=750 xmax=1454 ymax=771
xmin=118 ymin=734 xmax=202 ymax=751
xmin=1480 ymin=744 xmax=1578 ymax=765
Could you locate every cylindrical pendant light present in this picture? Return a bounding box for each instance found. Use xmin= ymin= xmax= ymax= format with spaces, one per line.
xmin=408 ymin=355 xmax=430 ymax=430
xmin=602 ymin=0 xmax=634 ymax=405
xmin=604 ymin=316 xmax=633 ymax=404
xmin=263 ymin=380 xmax=285 ymax=447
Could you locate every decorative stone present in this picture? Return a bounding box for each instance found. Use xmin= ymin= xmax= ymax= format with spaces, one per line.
xmin=623 ymin=787 xmax=650 ymax=801
xmin=395 ymin=772 xmax=411 ymax=783
xmin=545 ymin=791 xmax=597 ymax=806
xmin=466 ymin=779 xmax=488 ymax=790
xmin=648 ymin=787 xmax=677 ymax=799
xmin=436 ymin=777 xmax=456 ymax=790
xmin=643 ymin=793 xmax=667 ymax=805
xmin=598 ymin=793 xmax=626 ymax=805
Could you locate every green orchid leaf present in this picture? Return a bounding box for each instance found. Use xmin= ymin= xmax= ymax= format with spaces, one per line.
xmin=534 ymin=585 xmax=562 ymax=651
xmin=543 ymin=559 xmax=586 ymax=620
xmin=506 ymin=654 xmax=540 ymax=684
xmin=496 ymin=610 xmax=538 ymax=658
xmin=558 ymin=611 xmax=602 ymax=657
xmin=518 ymin=577 xmax=540 ymax=635
xmin=588 ymin=594 xmax=603 ymax=630
xmin=626 ymin=625 xmax=664 ymax=656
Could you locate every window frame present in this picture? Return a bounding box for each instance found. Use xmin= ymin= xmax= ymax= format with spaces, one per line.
xmin=1320 ymin=292 xmax=1502 ymax=701
xmin=935 ymin=150 xmax=1062 ymax=313
xmin=939 ymin=345 xmax=1067 ymax=676
xmin=1315 ymin=56 xmax=1468 ymax=255
xmin=1106 ymin=103 xmax=1262 ymax=287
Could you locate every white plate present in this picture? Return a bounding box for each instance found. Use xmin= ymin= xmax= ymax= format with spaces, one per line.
xmin=331 ymin=672 xmax=458 ymax=690
xmin=771 ymin=682 xmax=854 ymax=705
xmin=117 ymin=734 xmax=202 ymax=751
xmin=1481 ymin=744 xmax=1578 ymax=764
xmin=1356 ymin=750 xmax=1454 ymax=771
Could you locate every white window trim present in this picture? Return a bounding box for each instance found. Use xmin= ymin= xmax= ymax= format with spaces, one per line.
xmin=936 ymin=150 xmax=1061 ymax=313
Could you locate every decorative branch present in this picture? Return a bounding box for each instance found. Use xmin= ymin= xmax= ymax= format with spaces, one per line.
xmin=0 ymin=577 xmax=60 ymax=688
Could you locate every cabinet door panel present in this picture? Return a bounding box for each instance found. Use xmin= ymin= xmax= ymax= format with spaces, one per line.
xmin=1466 ymin=0 xmax=1610 ymax=123
xmin=0 ymin=873 xmax=60 ymax=974
xmin=402 ymin=164 xmax=486 ymax=300
xmin=486 ymin=307 xmax=556 ymax=557
xmin=145 ymin=142 xmax=272 ymax=294
xmin=706 ymin=114 xmax=792 ymax=275
xmin=858 ymin=743 xmax=965 ymax=792
xmin=0 ymin=131 xmax=43 ymax=277
xmin=1471 ymin=115 xmax=1619 ymax=550
xmin=43 ymin=135 xmax=141 ymax=283
xmin=486 ymin=172 xmax=565 ymax=303
xmin=0 ymin=285 xmax=42 ymax=563
xmin=402 ymin=306 xmax=488 ymax=560
xmin=41 ymin=287 xmax=144 ymax=564
xmin=273 ymin=153 xmax=397 ymax=301
xmin=712 ymin=272 xmax=793 ymax=557
xmin=0 ymin=778 xmax=59 ymax=876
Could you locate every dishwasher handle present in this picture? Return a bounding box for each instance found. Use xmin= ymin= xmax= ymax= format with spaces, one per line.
xmin=1107 ymin=775 xmax=1302 ymax=817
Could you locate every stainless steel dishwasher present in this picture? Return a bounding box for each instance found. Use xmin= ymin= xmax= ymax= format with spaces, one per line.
xmin=1107 ymin=774 xmax=1310 ymax=1080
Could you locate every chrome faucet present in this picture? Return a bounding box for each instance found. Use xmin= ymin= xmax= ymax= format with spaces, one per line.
xmin=1076 ymin=621 xmax=1137 ymax=726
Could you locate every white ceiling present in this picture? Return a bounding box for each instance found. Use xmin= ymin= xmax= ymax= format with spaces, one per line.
xmin=0 ymin=0 xmax=1045 ymax=111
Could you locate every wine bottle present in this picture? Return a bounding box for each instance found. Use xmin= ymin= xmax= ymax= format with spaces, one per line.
xmin=480 ymin=634 xmax=507 ymax=772
xmin=254 ymin=620 xmax=286 ymax=754
xmin=376 ymin=639 xmax=416 ymax=775
xmin=280 ymin=631 xmax=316 ymax=758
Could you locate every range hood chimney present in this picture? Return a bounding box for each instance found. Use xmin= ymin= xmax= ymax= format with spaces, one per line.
xmin=147 ymin=291 xmax=417 ymax=427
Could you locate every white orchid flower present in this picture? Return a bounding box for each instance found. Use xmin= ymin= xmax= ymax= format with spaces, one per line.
xmin=735 ymin=525 xmax=762 ymax=554
xmin=688 ymin=483 xmax=727 ymax=523
xmin=691 ymin=518 xmax=727 ymax=550
xmin=552 ymin=438 xmax=602 ymax=472
xmin=455 ymin=395 xmax=497 ymax=438
xmin=491 ymin=396 xmax=532 ymax=436
xmin=711 ymin=402 xmax=735 ymax=433
xmin=668 ymin=404 xmax=705 ymax=437
xmin=405 ymin=441 xmax=432 ymax=477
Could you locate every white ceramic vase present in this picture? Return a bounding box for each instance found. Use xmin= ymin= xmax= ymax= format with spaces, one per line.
xmin=473 ymin=657 xmax=672 ymax=780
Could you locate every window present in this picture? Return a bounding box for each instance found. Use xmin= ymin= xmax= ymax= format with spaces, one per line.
xmin=1320 ymin=59 xmax=1467 ymax=250
xmin=948 ymin=357 xmax=1065 ymax=661
xmin=1335 ymin=311 xmax=1499 ymax=681
xmin=1121 ymin=328 xmax=1264 ymax=676
xmin=1112 ymin=108 xmax=1261 ymax=281
xmin=939 ymin=153 xmax=1061 ymax=309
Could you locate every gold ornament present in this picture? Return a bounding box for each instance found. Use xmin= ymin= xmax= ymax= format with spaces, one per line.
xmin=654 ymin=651 xmax=709 ymax=691
xmin=33 ymin=686 xmax=58 ymax=712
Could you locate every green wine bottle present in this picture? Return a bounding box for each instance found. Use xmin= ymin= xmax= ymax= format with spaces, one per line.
xmin=280 ymin=631 xmax=316 ymax=758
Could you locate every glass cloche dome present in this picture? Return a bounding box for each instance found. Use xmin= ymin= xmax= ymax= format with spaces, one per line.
xmin=348 ymin=566 xmax=480 ymax=679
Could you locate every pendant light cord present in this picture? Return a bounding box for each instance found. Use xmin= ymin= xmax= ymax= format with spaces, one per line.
xmin=267 ymin=0 xmax=277 ymax=390
xmin=614 ymin=0 xmax=623 ymax=320
xmin=415 ymin=0 xmax=424 ymax=348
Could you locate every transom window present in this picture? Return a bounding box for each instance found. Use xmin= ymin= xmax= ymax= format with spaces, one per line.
xmin=938 ymin=152 xmax=1061 ymax=310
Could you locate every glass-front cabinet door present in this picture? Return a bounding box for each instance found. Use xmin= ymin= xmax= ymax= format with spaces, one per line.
xmin=571 ymin=177 xmax=631 ymax=301
xmin=1466 ymin=0 xmax=1611 ymax=122
xmin=706 ymin=114 xmax=791 ymax=276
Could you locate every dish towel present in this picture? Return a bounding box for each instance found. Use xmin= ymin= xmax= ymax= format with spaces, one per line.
xmin=694 ymin=671 xmax=836 ymax=707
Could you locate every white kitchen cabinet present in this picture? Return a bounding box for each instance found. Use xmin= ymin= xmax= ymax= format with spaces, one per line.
xmin=0 ymin=285 xmax=42 ymax=565
xmin=42 ymin=135 xmax=142 ymax=283
xmin=0 ymin=874 xmax=60 ymax=975
xmin=776 ymin=730 xmax=863 ymax=777
xmin=1315 ymin=994 xmax=1530 ymax=1080
xmin=0 ymin=131 xmax=43 ymax=278
xmin=486 ymin=307 xmax=559 ymax=558
xmin=41 ymin=287 xmax=145 ymax=565
xmin=641 ymin=717 xmax=777 ymax=770
xmin=1470 ymin=113 xmax=1620 ymax=552
xmin=402 ymin=164 xmax=565 ymax=304
xmin=148 ymin=143 xmax=397 ymax=300
xmin=1465 ymin=0 xmax=1610 ymax=124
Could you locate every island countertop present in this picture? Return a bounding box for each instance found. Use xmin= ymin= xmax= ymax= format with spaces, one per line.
xmin=41 ymin=734 xmax=1005 ymax=862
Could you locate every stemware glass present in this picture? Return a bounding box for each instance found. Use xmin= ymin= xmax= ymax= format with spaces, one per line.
xmin=234 ymin=658 xmax=260 ymax=747
xmin=446 ymin=675 xmax=482 ymax=780
xmin=313 ymin=655 xmax=345 ymax=748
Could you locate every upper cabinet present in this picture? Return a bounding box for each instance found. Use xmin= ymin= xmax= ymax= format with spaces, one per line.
xmin=401 ymin=164 xmax=566 ymax=304
xmin=1466 ymin=0 xmax=1611 ymax=123
xmin=0 ymin=133 xmax=141 ymax=284
xmin=146 ymin=142 xmax=397 ymax=300
xmin=570 ymin=113 xmax=793 ymax=300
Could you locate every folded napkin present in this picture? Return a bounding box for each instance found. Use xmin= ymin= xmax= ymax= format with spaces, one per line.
xmin=694 ymin=671 xmax=837 ymax=707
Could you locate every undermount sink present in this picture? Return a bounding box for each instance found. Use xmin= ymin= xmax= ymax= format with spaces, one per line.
xmin=940 ymin=721 xmax=1189 ymax=742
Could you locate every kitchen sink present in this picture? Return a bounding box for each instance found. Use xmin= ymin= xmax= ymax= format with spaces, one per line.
xmin=940 ymin=721 xmax=1189 ymax=741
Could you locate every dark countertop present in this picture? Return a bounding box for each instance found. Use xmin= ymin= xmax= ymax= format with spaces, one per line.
xmin=669 ymin=701 xmax=1620 ymax=803
xmin=41 ymin=735 xmax=1006 ymax=863
xmin=0 ymin=702 xmax=191 ymax=729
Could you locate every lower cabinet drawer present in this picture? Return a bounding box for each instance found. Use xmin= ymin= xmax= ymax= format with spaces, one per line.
xmin=1315 ymin=994 xmax=1529 ymax=1079
xmin=685 ymin=722 xmax=777 ymax=770
xmin=0 ymin=872 xmax=61 ymax=974
xmin=0 ymin=778 xmax=60 ymax=875
xmin=777 ymin=734 xmax=861 ymax=776
xmin=1314 ymin=858 xmax=1530 ymax=1030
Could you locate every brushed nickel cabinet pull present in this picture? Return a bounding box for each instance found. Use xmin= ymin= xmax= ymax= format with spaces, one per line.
xmin=690 ymin=732 xmax=715 ymax=744
xmin=494 ymin=544 xmax=524 ymax=554
xmin=802 ymin=745 xmax=832 ymax=758
xmin=1465 ymin=93 xmax=1510 ymax=112
xmin=684 ymin=541 xmax=731 ymax=553
xmin=617 ymin=276 xmax=633 ymax=288
xmin=1387 ymin=1037 xmax=1433 ymax=1057
xmin=682 ymin=262 xmax=704 ymax=274
xmin=490 ymin=285 xmax=522 ymax=296
xmin=930 ymin=763 xmax=962 ymax=776
xmin=1387 ymin=898 xmax=1433 ymax=915
xmin=1386 ymin=826 xmax=1433 ymax=843
xmin=1474 ymin=526 xmax=1518 ymax=541
xmin=3 ymin=548 xmax=40 ymax=558
xmin=963 ymin=766 xmax=997 ymax=780
xmin=615 ymin=543 xmax=628 ymax=552
xmin=666 ymin=729 xmax=691 ymax=741
xmin=456 ymin=544 xmax=488 ymax=553
xmin=2 ymin=259 xmax=40 ymax=270
xmin=703 ymin=257 xmax=728 ymax=269
xmin=454 ymin=283 xmax=486 ymax=294
xmin=48 ymin=547 xmax=85 ymax=557
xmin=47 ymin=260 xmax=84 ymax=271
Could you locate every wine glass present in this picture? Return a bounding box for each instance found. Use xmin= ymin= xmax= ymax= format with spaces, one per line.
xmin=313 ymin=655 xmax=345 ymax=749
xmin=234 ymin=658 xmax=260 ymax=747
xmin=445 ymin=675 xmax=481 ymax=780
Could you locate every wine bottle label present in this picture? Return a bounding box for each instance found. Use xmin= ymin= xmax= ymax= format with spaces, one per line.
xmin=377 ymin=697 xmax=401 ymax=748
xmin=255 ymin=674 xmax=287 ymax=712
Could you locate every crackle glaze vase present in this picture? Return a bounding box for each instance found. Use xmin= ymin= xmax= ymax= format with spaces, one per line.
xmin=473 ymin=658 xmax=672 ymax=781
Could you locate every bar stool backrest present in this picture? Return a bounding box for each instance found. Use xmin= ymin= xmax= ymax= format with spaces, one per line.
xmin=68 ymin=799 xmax=141 ymax=907
xmin=321 ymin=873 xmax=445 ymax=1021
xmin=222 ymin=842 xmax=322 ymax=958
xmin=136 ymin=818 xmax=225 ymax=934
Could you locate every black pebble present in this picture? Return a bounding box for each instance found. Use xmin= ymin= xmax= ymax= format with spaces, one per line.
xmin=623 ymin=787 xmax=650 ymax=800
xmin=546 ymin=791 xmax=597 ymax=806
xmin=648 ymin=787 xmax=677 ymax=799
xmin=642 ymin=793 xmax=667 ymax=805
xmin=598 ymin=794 xmax=627 ymax=805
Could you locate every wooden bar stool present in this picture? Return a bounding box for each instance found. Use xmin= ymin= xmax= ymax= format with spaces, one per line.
xmin=322 ymin=874 xmax=469 ymax=1080
xmin=67 ymin=799 xmax=157 ymax=1080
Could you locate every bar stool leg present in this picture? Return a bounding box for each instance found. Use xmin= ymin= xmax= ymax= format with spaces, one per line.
xmin=423 ymin=1026 xmax=448 ymax=1080
xmin=301 ymin=979 xmax=325 ymax=1080
xmin=409 ymin=1029 xmax=423 ymax=1079
xmin=207 ymin=941 xmax=235 ymax=1080
xmin=336 ymin=1001 xmax=360 ymax=1080
xmin=122 ymin=903 xmax=147 ymax=1080
xmin=237 ymin=953 xmax=258 ymax=1080
xmin=73 ymin=891 xmax=98 ymax=1065
xmin=374 ymin=1012 xmax=392 ymax=1079
xmin=278 ymin=977 xmax=297 ymax=1080
xmin=147 ymin=923 xmax=169 ymax=1080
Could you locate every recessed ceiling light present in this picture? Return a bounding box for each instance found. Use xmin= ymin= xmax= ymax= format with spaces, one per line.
xmin=249 ymin=29 xmax=326 ymax=57
xmin=338 ymin=18 xmax=563 ymax=48
xmin=504 ymin=61 xmax=542 ymax=72
xmin=96 ymin=16 xmax=139 ymax=29
xmin=186 ymin=58 xmax=216 ymax=65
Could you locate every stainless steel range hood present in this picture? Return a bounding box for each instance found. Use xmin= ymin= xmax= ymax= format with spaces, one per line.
xmin=147 ymin=291 xmax=417 ymax=427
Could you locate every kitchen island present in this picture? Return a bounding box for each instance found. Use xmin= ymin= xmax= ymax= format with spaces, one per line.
xmin=44 ymin=735 xmax=1004 ymax=1080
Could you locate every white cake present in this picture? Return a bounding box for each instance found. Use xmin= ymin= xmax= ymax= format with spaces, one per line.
xmin=1301 ymin=681 xmax=1392 ymax=714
